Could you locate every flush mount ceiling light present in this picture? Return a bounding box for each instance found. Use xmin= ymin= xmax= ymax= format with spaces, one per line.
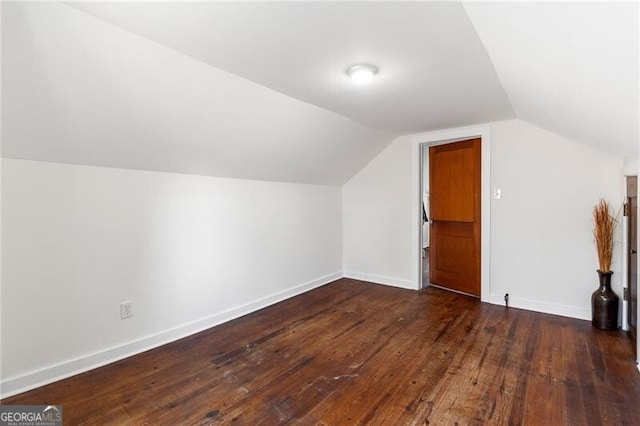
xmin=347 ymin=64 xmax=379 ymax=84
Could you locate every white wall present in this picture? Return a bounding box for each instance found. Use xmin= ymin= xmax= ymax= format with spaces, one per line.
xmin=0 ymin=0 xmax=4 ymax=389
xmin=623 ymin=156 xmax=638 ymax=176
xmin=1 ymin=159 xmax=343 ymax=397
xmin=3 ymin=2 xmax=391 ymax=186
xmin=343 ymin=136 xmax=416 ymax=289
xmin=489 ymin=120 xmax=624 ymax=316
xmin=343 ymin=119 xmax=625 ymax=319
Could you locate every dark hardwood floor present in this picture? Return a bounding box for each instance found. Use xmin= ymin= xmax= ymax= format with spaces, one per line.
xmin=3 ymin=279 xmax=639 ymax=425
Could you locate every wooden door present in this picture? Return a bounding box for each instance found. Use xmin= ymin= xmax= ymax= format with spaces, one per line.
xmin=627 ymin=176 xmax=637 ymax=350
xmin=429 ymin=138 xmax=481 ymax=296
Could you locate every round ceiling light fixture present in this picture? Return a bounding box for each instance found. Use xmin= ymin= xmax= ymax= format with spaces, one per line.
xmin=347 ymin=64 xmax=379 ymax=84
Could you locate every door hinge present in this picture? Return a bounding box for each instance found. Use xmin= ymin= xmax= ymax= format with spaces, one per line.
xmin=623 ymin=287 xmax=629 ymax=301
xmin=624 ymin=203 xmax=629 ymax=217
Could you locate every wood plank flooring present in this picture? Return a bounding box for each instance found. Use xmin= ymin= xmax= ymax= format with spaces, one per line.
xmin=3 ymin=279 xmax=640 ymax=425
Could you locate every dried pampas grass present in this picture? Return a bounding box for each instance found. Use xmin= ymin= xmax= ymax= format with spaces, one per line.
xmin=593 ymin=199 xmax=617 ymax=272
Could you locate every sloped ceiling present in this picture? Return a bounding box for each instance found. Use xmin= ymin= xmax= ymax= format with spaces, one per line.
xmin=2 ymin=2 xmax=637 ymax=186
xmin=464 ymin=2 xmax=638 ymax=158
xmin=1 ymin=2 xmax=392 ymax=185
xmin=64 ymin=1 xmax=514 ymax=134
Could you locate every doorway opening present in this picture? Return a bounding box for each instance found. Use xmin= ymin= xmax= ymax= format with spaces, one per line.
xmin=421 ymin=138 xmax=481 ymax=296
xmin=419 ymin=137 xmax=484 ymax=298
xmin=415 ymin=125 xmax=491 ymax=301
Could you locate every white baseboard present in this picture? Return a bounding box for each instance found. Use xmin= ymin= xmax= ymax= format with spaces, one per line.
xmin=344 ymin=276 xmax=590 ymax=321
xmin=1 ymin=271 xmax=342 ymax=399
xmin=483 ymin=293 xmax=590 ymax=321
xmin=343 ymin=271 xmax=416 ymax=290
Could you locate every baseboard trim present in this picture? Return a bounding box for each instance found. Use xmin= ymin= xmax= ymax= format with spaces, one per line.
xmin=484 ymin=293 xmax=590 ymax=321
xmin=1 ymin=271 xmax=342 ymax=399
xmin=343 ymin=271 xmax=416 ymax=290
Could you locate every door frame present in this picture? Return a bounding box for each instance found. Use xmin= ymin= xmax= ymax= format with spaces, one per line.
xmin=412 ymin=125 xmax=491 ymax=302
xmin=621 ymin=178 xmax=629 ymax=332
xmin=622 ymin=173 xmax=640 ymax=367
xmin=621 ymin=175 xmax=636 ymax=333
xmin=626 ymin=173 xmax=640 ymax=367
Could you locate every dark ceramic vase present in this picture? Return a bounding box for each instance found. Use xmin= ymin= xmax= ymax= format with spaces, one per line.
xmin=591 ymin=270 xmax=619 ymax=330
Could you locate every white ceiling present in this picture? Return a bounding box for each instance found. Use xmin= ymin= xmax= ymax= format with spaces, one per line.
xmin=2 ymin=2 xmax=391 ymax=185
xmin=464 ymin=2 xmax=638 ymax=158
xmin=2 ymin=2 xmax=637 ymax=186
xmin=66 ymin=1 xmax=515 ymax=134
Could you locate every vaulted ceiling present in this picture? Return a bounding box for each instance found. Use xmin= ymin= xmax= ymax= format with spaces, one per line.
xmin=2 ymin=2 xmax=637 ymax=185
xmin=464 ymin=2 xmax=638 ymax=159
xmin=65 ymin=1 xmax=515 ymax=134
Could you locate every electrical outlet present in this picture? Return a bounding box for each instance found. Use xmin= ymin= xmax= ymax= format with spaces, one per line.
xmin=120 ymin=301 xmax=133 ymax=319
